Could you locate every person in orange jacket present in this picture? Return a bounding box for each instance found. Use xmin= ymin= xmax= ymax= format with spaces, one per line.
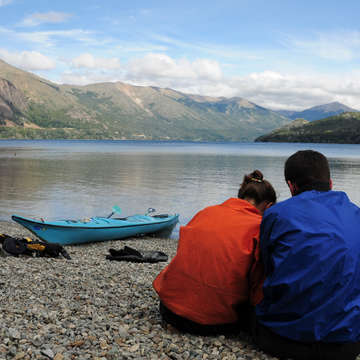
xmin=153 ymin=170 xmax=276 ymax=335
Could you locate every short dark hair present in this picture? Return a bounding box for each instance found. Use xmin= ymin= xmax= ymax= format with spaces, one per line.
xmin=238 ymin=170 xmax=276 ymax=205
xmin=284 ymin=150 xmax=331 ymax=194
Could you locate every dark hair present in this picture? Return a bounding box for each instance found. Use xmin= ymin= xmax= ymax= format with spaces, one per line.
xmin=238 ymin=170 xmax=276 ymax=205
xmin=284 ymin=150 xmax=331 ymax=194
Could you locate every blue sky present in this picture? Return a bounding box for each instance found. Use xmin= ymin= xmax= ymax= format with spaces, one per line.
xmin=0 ymin=0 xmax=359 ymax=110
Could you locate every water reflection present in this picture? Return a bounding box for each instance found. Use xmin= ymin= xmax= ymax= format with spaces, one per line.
xmin=330 ymin=159 xmax=360 ymax=197
xmin=1 ymin=141 xmax=360 ymax=237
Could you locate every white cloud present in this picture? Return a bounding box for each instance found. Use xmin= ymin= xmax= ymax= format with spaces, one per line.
xmin=60 ymin=71 xmax=123 ymax=86
xmin=228 ymin=71 xmax=360 ymax=110
xmin=18 ymin=29 xmax=95 ymax=46
xmin=71 ymin=53 xmax=121 ymax=70
xmin=127 ymin=53 xmax=223 ymax=82
xmin=150 ymin=34 xmax=263 ymax=60
xmin=20 ymin=11 xmax=73 ymax=27
xmin=0 ymin=49 xmax=56 ymax=70
xmin=192 ymin=59 xmax=222 ymax=81
xmin=138 ymin=34 xmax=253 ymax=63
xmin=283 ymin=30 xmax=360 ymax=62
xmin=0 ymin=26 xmax=96 ymax=47
xmin=116 ymin=42 xmax=168 ymax=54
xmin=0 ymin=0 xmax=13 ymax=6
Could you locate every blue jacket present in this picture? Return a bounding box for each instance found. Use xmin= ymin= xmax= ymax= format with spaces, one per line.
xmin=256 ymin=190 xmax=360 ymax=343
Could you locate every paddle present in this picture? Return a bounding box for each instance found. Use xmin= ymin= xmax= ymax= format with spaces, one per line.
xmin=107 ymin=205 xmax=122 ymax=218
xmin=146 ymin=207 xmax=156 ymax=216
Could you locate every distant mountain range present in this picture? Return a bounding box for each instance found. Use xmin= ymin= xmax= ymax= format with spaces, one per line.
xmin=276 ymin=102 xmax=358 ymax=122
xmin=255 ymin=112 xmax=360 ymax=144
xmin=0 ymin=59 xmax=290 ymax=141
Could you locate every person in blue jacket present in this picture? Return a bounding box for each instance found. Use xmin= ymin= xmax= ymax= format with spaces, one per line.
xmin=254 ymin=150 xmax=360 ymax=360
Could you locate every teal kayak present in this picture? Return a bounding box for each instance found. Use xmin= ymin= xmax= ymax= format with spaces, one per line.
xmin=12 ymin=213 xmax=179 ymax=245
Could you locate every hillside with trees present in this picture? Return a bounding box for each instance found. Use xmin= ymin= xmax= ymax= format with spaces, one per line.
xmin=255 ymin=112 xmax=360 ymax=144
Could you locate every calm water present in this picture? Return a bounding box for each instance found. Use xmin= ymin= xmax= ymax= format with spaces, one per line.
xmin=1 ymin=140 xmax=360 ymax=238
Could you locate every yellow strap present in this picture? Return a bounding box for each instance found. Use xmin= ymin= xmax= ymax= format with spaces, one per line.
xmin=27 ymin=243 xmax=46 ymax=251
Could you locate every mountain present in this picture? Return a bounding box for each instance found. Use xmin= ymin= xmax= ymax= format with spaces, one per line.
xmin=255 ymin=112 xmax=360 ymax=144
xmin=0 ymin=59 xmax=290 ymax=141
xmin=0 ymin=78 xmax=28 ymax=126
xmin=276 ymin=102 xmax=358 ymax=122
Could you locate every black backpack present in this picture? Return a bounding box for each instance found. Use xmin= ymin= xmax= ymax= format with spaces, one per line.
xmin=0 ymin=234 xmax=71 ymax=259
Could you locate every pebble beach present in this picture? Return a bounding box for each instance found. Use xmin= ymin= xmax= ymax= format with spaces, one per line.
xmin=0 ymin=221 xmax=278 ymax=360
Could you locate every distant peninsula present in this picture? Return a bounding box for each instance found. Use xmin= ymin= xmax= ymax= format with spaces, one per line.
xmin=255 ymin=112 xmax=360 ymax=144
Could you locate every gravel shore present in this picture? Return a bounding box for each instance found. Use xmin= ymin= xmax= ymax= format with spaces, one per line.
xmin=0 ymin=221 xmax=277 ymax=360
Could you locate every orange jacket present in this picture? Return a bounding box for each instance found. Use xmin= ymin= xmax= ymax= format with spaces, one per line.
xmin=153 ymin=198 xmax=264 ymax=325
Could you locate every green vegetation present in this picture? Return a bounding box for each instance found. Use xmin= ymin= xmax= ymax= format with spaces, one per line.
xmin=71 ymin=89 xmax=114 ymax=109
xmin=27 ymin=103 xmax=77 ymax=128
xmin=255 ymin=112 xmax=360 ymax=144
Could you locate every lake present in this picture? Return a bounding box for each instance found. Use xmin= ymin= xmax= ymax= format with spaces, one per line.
xmin=1 ymin=140 xmax=360 ymax=238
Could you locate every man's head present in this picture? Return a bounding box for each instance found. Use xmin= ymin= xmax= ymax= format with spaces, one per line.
xmin=284 ymin=150 xmax=332 ymax=196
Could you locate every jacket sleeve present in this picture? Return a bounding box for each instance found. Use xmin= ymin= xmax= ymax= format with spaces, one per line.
xmin=249 ymin=235 xmax=265 ymax=305
xmin=259 ymin=210 xmax=279 ymax=276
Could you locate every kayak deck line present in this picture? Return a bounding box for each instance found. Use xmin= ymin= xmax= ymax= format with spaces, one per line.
xmin=12 ymin=215 xmax=178 ymax=230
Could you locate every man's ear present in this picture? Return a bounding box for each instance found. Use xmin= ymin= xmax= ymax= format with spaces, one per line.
xmin=257 ymin=201 xmax=274 ymax=215
xmin=287 ymin=180 xmax=298 ymax=196
xmin=329 ymin=179 xmax=333 ymax=190
xmin=265 ymin=202 xmax=273 ymax=210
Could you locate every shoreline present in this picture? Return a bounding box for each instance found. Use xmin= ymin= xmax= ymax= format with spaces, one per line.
xmin=0 ymin=221 xmax=276 ymax=360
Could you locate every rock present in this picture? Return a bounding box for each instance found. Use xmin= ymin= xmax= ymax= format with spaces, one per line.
xmin=14 ymin=352 xmax=26 ymax=360
xmin=41 ymin=349 xmax=55 ymax=358
xmin=129 ymin=343 xmax=139 ymax=352
xmin=31 ymin=335 xmax=42 ymax=347
xmin=70 ymin=340 xmax=85 ymax=347
xmin=99 ymin=340 xmax=108 ymax=350
xmin=8 ymin=328 xmax=20 ymax=339
xmin=117 ymin=326 xmax=128 ymax=338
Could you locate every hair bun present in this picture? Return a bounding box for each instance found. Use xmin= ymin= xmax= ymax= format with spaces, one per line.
xmin=251 ymin=170 xmax=263 ymax=181
xmin=238 ymin=169 xmax=276 ymax=204
xmin=242 ymin=170 xmax=264 ymax=184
